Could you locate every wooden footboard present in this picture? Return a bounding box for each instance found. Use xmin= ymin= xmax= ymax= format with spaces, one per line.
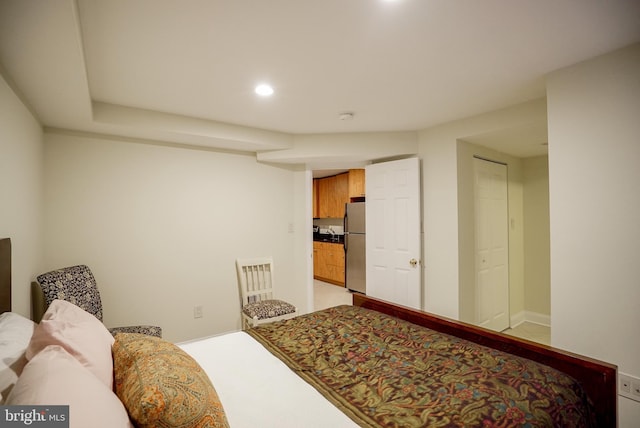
xmin=353 ymin=294 xmax=617 ymax=427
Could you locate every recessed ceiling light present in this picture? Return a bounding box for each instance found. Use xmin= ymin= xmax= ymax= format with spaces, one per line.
xmin=255 ymin=84 xmax=274 ymax=97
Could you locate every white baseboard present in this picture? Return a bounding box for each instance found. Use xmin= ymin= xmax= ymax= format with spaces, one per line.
xmin=510 ymin=310 xmax=550 ymax=328
xmin=510 ymin=311 xmax=525 ymax=328
xmin=525 ymin=311 xmax=551 ymax=327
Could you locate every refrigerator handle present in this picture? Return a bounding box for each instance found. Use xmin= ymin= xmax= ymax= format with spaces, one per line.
xmin=344 ymin=207 xmax=348 ymax=231
xmin=343 ymin=209 xmax=348 ymax=252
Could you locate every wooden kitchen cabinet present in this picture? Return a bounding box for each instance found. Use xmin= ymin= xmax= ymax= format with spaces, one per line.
xmin=331 ymin=173 xmax=349 ymax=217
xmin=313 ymin=242 xmax=329 ymax=280
xmin=313 ymin=241 xmax=345 ymax=286
xmin=318 ymin=175 xmax=334 ymax=218
xmin=312 ymin=178 xmax=319 ymax=218
xmin=313 ymin=241 xmax=320 ymax=275
xmin=348 ymin=169 xmax=365 ymax=199
xmin=315 ymin=172 xmax=354 ymax=218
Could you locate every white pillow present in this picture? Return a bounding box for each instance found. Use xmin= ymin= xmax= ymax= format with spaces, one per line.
xmin=26 ymin=299 xmax=115 ymax=388
xmin=0 ymin=312 xmax=36 ymax=403
xmin=7 ymin=345 xmax=133 ymax=428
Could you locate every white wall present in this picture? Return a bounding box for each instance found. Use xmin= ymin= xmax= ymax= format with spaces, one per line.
xmin=547 ymin=43 xmax=640 ymax=425
xmin=0 ymin=73 xmax=44 ymax=316
xmin=419 ymin=129 xmax=460 ymax=318
xmin=42 ymin=131 xmax=306 ymax=342
xmin=292 ymin=169 xmax=314 ymax=313
xmin=523 ymin=156 xmax=550 ymax=320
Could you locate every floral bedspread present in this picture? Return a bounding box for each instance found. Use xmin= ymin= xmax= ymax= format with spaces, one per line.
xmin=246 ymin=305 xmax=595 ymax=428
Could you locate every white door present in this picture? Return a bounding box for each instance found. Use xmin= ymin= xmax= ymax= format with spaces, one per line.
xmin=366 ymin=158 xmax=421 ymax=309
xmin=474 ymin=158 xmax=509 ymax=331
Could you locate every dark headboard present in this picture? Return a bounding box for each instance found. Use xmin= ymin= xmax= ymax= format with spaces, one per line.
xmin=0 ymin=238 xmax=11 ymax=313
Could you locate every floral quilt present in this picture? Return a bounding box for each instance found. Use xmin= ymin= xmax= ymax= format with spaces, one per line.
xmin=246 ymin=305 xmax=595 ymax=428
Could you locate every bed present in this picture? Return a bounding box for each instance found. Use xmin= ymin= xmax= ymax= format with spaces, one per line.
xmin=0 ymin=236 xmax=618 ymax=427
xmin=181 ymin=298 xmax=617 ymax=427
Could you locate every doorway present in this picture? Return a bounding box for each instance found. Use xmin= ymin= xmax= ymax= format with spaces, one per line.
xmin=309 ymin=158 xmax=421 ymax=311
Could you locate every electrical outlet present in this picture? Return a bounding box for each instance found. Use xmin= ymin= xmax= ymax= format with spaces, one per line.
xmin=194 ymin=305 xmax=203 ymax=319
xmin=619 ymin=373 xmax=640 ymax=402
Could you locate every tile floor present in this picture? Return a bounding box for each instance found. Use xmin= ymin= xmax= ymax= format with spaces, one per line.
xmin=313 ymin=280 xmax=551 ymax=346
xmin=313 ymin=280 xmax=353 ymax=311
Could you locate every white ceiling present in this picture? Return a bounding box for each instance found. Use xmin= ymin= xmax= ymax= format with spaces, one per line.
xmin=1 ymin=0 xmax=639 ymax=159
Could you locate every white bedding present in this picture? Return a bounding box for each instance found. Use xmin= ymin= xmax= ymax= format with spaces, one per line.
xmin=0 ymin=312 xmax=36 ymax=403
xmin=179 ymin=331 xmax=357 ymax=428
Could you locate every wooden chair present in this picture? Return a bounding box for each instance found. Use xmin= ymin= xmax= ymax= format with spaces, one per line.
xmin=236 ymin=257 xmax=298 ymax=329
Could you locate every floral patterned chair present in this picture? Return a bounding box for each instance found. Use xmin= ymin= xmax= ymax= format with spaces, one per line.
xmin=33 ymin=265 xmax=162 ymax=338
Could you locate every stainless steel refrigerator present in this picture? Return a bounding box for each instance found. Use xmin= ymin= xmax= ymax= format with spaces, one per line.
xmin=344 ymin=202 xmax=366 ymax=293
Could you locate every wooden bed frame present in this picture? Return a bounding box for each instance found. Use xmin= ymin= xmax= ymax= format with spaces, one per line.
xmin=353 ymin=294 xmax=617 ymax=427
xmin=0 ymin=238 xmax=11 ymax=314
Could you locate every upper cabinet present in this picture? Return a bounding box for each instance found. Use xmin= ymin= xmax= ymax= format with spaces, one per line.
xmin=313 ymin=169 xmax=365 ymax=218
xmin=312 ymin=179 xmax=319 ymax=218
xmin=317 ymin=175 xmax=334 ymax=218
xmin=348 ymin=169 xmax=365 ymax=199
xmin=332 ymin=173 xmax=349 ymax=216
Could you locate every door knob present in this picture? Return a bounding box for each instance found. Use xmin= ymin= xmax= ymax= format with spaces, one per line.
xmin=409 ymin=258 xmax=418 ymax=267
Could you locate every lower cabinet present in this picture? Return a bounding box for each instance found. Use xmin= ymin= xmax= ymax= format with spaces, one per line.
xmin=313 ymin=241 xmax=345 ymax=286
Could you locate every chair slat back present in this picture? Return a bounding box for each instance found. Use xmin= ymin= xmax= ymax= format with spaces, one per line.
xmin=236 ymin=257 xmax=275 ymax=304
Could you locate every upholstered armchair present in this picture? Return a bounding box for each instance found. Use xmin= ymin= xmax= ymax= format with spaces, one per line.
xmin=32 ymin=265 xmax=162 ymax=338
